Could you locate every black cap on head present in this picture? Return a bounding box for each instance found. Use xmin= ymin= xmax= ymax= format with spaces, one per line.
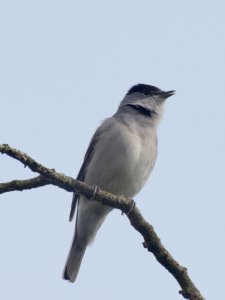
xmin=126 ymin=84 xmax=162 ymax=96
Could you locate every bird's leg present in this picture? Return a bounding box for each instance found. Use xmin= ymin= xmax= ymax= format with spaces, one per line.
xmin=126 ymin=199 xmax=136 ymax=216
xmin=90 ymin=184 xmax=100 ymax=201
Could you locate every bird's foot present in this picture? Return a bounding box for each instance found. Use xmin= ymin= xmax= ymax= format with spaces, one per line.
xmin=126 ymin=199 xmax=136 ymax=216
xmin=90 ymin=185 xmax=100 ymax=201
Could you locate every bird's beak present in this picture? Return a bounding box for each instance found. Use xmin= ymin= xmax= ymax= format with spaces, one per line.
xmin=160 ymin=90 xmax=176 ymax=99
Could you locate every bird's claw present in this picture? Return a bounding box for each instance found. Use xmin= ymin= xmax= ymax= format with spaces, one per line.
xmin=90 ymin=185 xmax=100 ymax=201
xmin=126 ymin=199 xmax=136 ymax=216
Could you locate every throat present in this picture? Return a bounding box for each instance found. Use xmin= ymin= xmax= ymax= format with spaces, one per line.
xmin=127 ymin=104 xmax=152 ymax=117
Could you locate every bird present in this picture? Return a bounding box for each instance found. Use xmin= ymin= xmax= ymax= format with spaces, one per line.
xmin=63 ymin=83 xmax=175 ymax=282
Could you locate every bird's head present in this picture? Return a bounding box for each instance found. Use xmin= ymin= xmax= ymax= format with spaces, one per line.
xmin=119 ymin=84 xmax=175 ymax=121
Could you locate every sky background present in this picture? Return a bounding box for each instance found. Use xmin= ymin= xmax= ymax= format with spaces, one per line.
xmin=0 ymin=1 xmax=225 ymax=299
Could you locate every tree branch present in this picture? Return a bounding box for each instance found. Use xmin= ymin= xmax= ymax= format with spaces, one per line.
xmin=0 ymin=144 xmax=204 ymax=300
xmin=0 ymin=175 xmax=50 ymax=194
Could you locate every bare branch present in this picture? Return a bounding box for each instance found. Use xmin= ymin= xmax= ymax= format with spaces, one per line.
xmin=0 ymin=176 xmax=50 ymax=194
xmin=0 ymin=144 xmax=205 ymax=300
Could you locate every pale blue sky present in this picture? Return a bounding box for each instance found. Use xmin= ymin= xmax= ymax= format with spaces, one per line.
xmin=0 ymin=1 xmax=224 ymax=299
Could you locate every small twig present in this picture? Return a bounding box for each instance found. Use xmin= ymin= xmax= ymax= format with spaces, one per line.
xmin=0 ymin=175 xmax=50 ymax=194
xmin=0 ymin=144 xmax=205 ymax=300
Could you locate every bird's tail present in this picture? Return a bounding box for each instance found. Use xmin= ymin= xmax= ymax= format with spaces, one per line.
xmin=63 ymin=240 xmax=87 ymax=283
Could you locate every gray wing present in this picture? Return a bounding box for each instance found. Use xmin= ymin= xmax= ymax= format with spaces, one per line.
xmin=69 ymin=129 xmax=102 ymax=221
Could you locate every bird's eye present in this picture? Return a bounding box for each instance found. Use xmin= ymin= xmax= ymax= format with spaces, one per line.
xmin=143 ymin=91 xmax=150 ymax=96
